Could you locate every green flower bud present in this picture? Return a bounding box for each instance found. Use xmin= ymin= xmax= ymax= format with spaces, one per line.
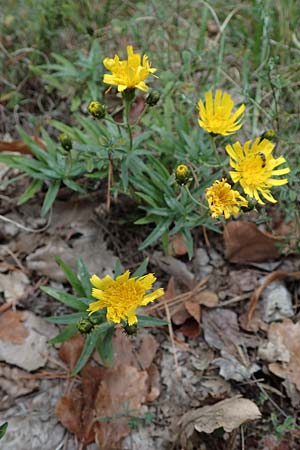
xmin=77 ymin=318 xmax=94 ymax=335
xmin=60 ymin=133 xmax=72 ymax=151
xmin=240 ymin=198 xmax=257 ymax=213
xmin=146 ymin=90 xmax=160 ymax=106
xmin=175 ymin=164 xmax=190 ymax=186
xmin=88 ymin=101 xmax=106 ymax=119
xmin=122 ymin=322 xmax=138 ymax=337
xmin=259 ymin=129 xmax=277 ymax=143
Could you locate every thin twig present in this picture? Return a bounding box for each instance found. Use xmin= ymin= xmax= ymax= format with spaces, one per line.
xmin=164 ymin=300 xmax=181 ymax=379
xmin=0 ymin=210 xmax=52 ymax=233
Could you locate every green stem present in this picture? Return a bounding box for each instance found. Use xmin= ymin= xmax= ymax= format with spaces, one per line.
xmin=210 ymin=135 xmax=222 ymax=166
xmin=124 ymin=98 xmax=133 ymax=151
xmin=184 ymin=186 xmax=208 ymax=210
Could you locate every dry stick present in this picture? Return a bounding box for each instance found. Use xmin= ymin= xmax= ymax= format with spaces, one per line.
xmin=0 ymin=209 xmax=52 ymax=233
xmin=1 ymin=244 xmax=26 ymax=271
xmin=147 ymin=278 xmax=208 ymax=312
xmin=164 ymin=300 xmax=181 ymax=379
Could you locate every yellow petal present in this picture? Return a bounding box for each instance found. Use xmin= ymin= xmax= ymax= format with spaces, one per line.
xmin=127 ymin=312 xmax=138 ymax=325
xmin=136 ymin=273 xmax=156 ymax=290
xmin=267 ymin=178 xmax=289 ymax=186
xmin=205 ymin=91 xmax=213 ymax=117
xmin=91 ymin=288 xmax=104 ymax=300
xmin=141 ymin=288 xmax=165 ymax=305
xmin=116 ymin=270 xmax=131 ymax=283
xmin=90 ymin=274 xmax=113 ymax=290
xmin=88 ymin=300 xmax=104 ymax=314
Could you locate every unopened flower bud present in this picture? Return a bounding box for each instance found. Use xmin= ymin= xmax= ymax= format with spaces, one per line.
xmin=240 ymin=198 xmax=257 ymax=213
xmin=122 ymin=322 xmax=138 ymax=337
xmin=259 ymin=129 xmax=277 ymax=143
xmin=146 ymin=90 xmax=160 ymax=106
xmin=88 ymin=101 xmax=106 ymax=119
xmin=77 ymin=318 xmax=94 ymax=335
xmin=175 ymin=164 xmax=190 ymax=185
xmin=60 ymin=133 xmax=72 ymax=151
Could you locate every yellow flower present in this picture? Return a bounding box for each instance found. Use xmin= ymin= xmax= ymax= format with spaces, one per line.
xmin=226 ymin=138 xmax=290 ymax=204
xmin=198 ymin=90 xmax=245 ymax=136
xmin=103 ymin=46 xmax=157 ymax=93
xmin=88 ymin=271 xmax=164 ymax=325
xmin=205 ymin=178 xmax=248 ymax=219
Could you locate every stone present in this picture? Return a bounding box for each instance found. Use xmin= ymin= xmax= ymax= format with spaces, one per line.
xmin=262 ymin=280 xmax=293 ymax=323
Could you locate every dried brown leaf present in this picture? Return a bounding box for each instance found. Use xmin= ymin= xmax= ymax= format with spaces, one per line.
xmin=185 ymin=301 xmax=201 ymax=323
xmin=94 ymin=364 xmax=148 ymax=450
xmin=0 ymin=137 xmax=45 ymax=155
xmin=168 ymin=233 xmax=187 ymax=256
xmin=179 ymin=396 xmax=261 ymax=447
xmin=0 ymin=310 xmax=28 ymax=344
xmin=224 ymin=221 xmax=281 ymax=263
xmin=59 ymin=333 xmax=84 ymax=371
xmin=179 ymin=318 xmax=200 ymax=338
xmin=55 ymin=389 xmax=83 ymax=438
xmin=261 ymin=319 xmax=300 ymax=393
xmin=194 ymin=290 xmax=218 ymax=307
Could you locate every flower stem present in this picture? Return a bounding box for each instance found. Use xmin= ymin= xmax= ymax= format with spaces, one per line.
xmin=210 ymin=135 xmax=222 ymax=166
xmin=124 ymin=98 xmax=133 ymax=151
xmin=184 ymin=186 xmax=208 ymax=210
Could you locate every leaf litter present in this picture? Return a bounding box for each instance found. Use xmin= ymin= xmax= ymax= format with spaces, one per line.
xmin=1 ymin=168 xmax=300 ymax=450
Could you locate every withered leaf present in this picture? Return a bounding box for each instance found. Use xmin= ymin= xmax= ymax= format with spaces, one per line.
xmin=224 ymin=221 xmax=281 ymax=263
xmin=0 ymin=310 xmax=28 ymax=344
xmin=94 ymin=364 xmax=148 ymax=450
xmin=179 ymin=396 xmax=261 ymax=447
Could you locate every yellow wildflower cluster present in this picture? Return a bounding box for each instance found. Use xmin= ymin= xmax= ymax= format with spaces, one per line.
xmin=196 ymin=89 xmax=290 ymax=218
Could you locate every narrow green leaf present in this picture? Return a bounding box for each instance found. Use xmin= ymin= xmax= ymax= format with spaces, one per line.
xmin=18 ymin=179 xmax=43 ymax=205
xmin=63 ymin=179 xmax=86 ymax=193
xmin=55 ymin=257 xmax=85 ymax=296
xmin=41 ymin=180 xmax=61 ymax=216
xmin=137 ymin=315 xmax=168 ymax=327
xmin=49 ymin=324 xmax=78 ymax=344
xmin=182 ymin=228 xmax=194 ymax=260
xmin=77 ymin=258 xmax=92 ymax=297
xmin=47 ymin=312 xmax=86 ymax=325
xmin=0 ymin=422 xmax=8 ymax=439
xmin=41 ymin=286 xmax=88 ymax=311
xmin=114 ymin=259 xmax=122 ymax=278
xmin=132 ymin=258 xmax=149 ymax=278
xmin=139 ymin=220 xmax=172 ymax=250
xmin=96 ymin=325 xmax=115 ymax=366
xmin=71 ymin=322 xmax=112 ymax=375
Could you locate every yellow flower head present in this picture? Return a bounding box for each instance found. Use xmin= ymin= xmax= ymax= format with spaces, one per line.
xmin=205 ymin=178 xmax=248 ymax=219
xmin=198 ymin=90 xmax=245 ymax=136
xmin=226 ymin=138 xmax=290 ymax=204
xmin=88 ymin=271 xmax=164 ymax=325
xmin=103 ymin=46 xmax=157 ymax=93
